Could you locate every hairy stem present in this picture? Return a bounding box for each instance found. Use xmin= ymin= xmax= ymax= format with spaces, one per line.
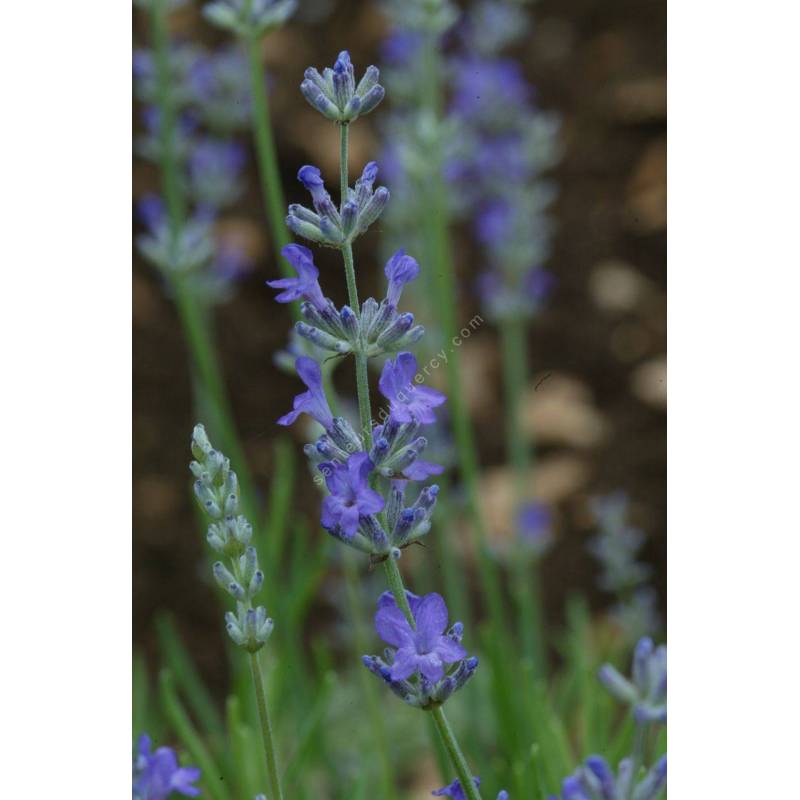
xmin=383 ymin=558 xmax=483 ymax=800
xmin=344 ymin=556 xmax=399 ymax=798
xmin=337 ymin=119 xmax=481 ymax=799
xmin=430 ymin=706 xmax=483 ymax=800
xmin=249 ymin=652 xmax=285 ymax=800
xmin=245 ymin=33 xmax=292 ymax=272
xmin=339 ymin=124 xmax=373 ymax=448
xmin=383 ymin=557 xmax=415 ymax=626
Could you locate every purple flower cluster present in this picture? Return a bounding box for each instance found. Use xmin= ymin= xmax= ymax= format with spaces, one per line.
xmin=550 ymin=754 xmax=667 ymax=800
xmin=363 ymin=591 xmax=478 ymax=708
xmin=134 ymin=30 xmax=255 ymax=303
xmin=133 ymin=735 xmax=200 ymax=800
xmin=443 ymin=5 xmax=561 ymax=322
xmin=276 ymin=343 xmax=446 ymax=555
xmin=287 ymin=161 xmax=390 ymax=247
xmin=598 ymin=637 xmax=667 ymax=726
xmin=588 ymin=492 xmax=660 ymax=639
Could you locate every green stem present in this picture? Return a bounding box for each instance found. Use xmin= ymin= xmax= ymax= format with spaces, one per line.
xmin=338 ymin=115 xmax=479 ymax=799
xmin=249 ymin=652 xmax=285 ymax=800
xmin=339 ymin=124 xmax=373 ymax=448
xmin=150 ymin=0 xmax=184 ymax=233
xmin=384 ymin=557 xmax=482 ymax=799
xmin=430 ymin=706 xmax=483 ymax=800
xmin=340 ymin=122 xmax=349 ymax=206
xmin=383 ymin=557 xmax=415 ymax=626
xmin=500 ymin=317 xmax=547 ymax=679
xmin=499 ymin=317 xmax=531 ymax=492
xmin=244 ymin=32 xmax=292 ymax=274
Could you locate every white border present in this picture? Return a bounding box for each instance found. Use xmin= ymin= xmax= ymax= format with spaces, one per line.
xmin=0 ymin=1 xmax=131 ymax=791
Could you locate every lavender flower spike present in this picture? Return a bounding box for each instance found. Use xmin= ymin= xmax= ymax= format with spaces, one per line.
xmin=319 ymin=452 xmax=385 ymax=537
xmin=385 ymin=249 xmax=420 ymax=307
xmin=379 ymin=352 xmax=446 ymax=425
xmin=300 ymin=50 xmax=385 ymax=123
xmin=133 ymin=734 xmax=200 ymax=800
xmin=376 ymin=591 xmax=466 ymax=682
xmin=278 ymin=356 xmax=334 ymax=430
xmin=267 ymin=244 xmax=326 ymax=310
xmin=598 ymin=636 xmax=667 ymax=725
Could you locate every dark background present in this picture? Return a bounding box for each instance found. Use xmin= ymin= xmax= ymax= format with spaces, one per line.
xmin=134 ymin=0 xmax=666 ymax=695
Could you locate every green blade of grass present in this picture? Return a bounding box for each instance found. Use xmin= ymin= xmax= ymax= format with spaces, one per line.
xmin=159 ymin=669 xmax=231 ymax=800
xmin=155 ymin=612 xmax=224 ymax=737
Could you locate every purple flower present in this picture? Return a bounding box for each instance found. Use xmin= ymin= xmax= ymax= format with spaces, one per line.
xmin=133 ymin=734 xmax=200 ymax=800
xmin=267 ymin=244 xmax=326 ymax=310
xmin=384 ymin=249 xmax=420 ymax=306
xmin=375 ymin=591 xmax=466 ymax=682
xmin=319 ymin=452 xmax=384 ymax=537
xmin=379 ymin=352 xmax=446 ymax=425
xmin=518 ymin=502 xmax=553 ymax=553
xmin=402 ymin=459 xmax=444 ymax=481
xmin=297 ymin=165 xmax=334 ymax=213
xmin=278 ymin=356 xmax=334 ymax=430
xmin=432 ymin=778 xmax=480 ymax=800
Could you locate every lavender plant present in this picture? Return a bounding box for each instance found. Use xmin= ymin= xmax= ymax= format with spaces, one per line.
xmin=268 ymin=48 xmax=500 ymax=800
xmin=377 ymin=5 xmax=565 ymax=789
xmin=589 ymin=493 xmax=662 ymax=640
xmin=190 ymin=423 xmax=284 ymax=800
xmin=551 ymin=638 xmax=667 ymax=800
xmin=378 ymin=5 xmax=522 ymax=761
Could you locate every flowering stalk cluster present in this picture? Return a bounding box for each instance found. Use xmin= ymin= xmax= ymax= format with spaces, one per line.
xmin=191 ymin=424 xmax=274 ymax=652
xmin=589 ymin=493 xmax=661 ymax=640
xmin=189 ymin=424 xmax=285 ymax=800
xmin=134 ymin=3 xmax=256 ymax=303
xmin=271 ymin=48 xmax=491 ymax=800
xmin=300 ymin=50 xmax=385 ymax=124
xmin=447 ymin=2 xmax=561 ymax=323
xmin=552 ymin=637 xmax=667 ymax=800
